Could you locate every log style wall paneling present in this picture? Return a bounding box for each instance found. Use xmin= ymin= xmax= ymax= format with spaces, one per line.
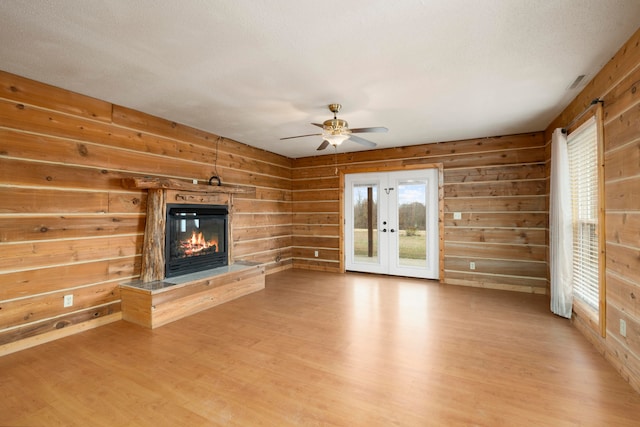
xmin=1 ymin=27 xmax=638 ymax=399
xmin=291 ymin=132 xmax=548 ymax=293
xmin=545 ymin=27 xmax=640 ymax=394
xmin=0 ymin=71 xmax=293 ymax=354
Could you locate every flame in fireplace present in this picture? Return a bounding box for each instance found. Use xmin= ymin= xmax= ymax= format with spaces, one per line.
xmin=181 ymin=231 xmax=218 ymax=256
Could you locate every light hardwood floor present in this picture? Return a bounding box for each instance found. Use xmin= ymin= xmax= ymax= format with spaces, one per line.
xmin=2 ymin=269 xmax=640 ymax=426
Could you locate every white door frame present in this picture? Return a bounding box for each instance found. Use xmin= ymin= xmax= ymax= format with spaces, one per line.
xmin=339 ymin=164 xmax=444 ymax=280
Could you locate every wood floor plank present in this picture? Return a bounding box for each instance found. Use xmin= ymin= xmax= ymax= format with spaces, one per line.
xmin=1 ymin=269 xmax=639 ymax=426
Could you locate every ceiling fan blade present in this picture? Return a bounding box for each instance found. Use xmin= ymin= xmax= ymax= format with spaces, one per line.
xmin=311 ymin=123 xmax=324 ymax=128
xmin=348 ymin=134 xmax=377 ymax=148
xmin=316 ymin=140 xmax=330 ymax=151
xmin=350 ymin=126 xmax=388 ymax=134
xmin=280 ymin=133 xmax=322 ymax=140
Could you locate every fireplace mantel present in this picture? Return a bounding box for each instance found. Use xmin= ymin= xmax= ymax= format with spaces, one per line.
xmin=122 ymin=176 xmax=256 ymax=195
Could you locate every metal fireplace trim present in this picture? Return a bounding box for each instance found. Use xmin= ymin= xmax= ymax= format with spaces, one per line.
xmin=164 ymin=203 xmax=229 ymax=278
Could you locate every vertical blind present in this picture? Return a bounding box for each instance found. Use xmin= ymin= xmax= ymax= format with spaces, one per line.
xmin=566 ymin=117 xmax=599 ymax=311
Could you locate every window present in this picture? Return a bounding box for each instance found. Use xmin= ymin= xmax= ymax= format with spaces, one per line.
xmin=566 ymin=115 xmax=604 ymax=326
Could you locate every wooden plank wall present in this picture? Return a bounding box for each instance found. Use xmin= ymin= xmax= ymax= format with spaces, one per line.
xmin=0 ymin=71 xmax=293 ymax=354
xmin=545 ymin=27 xmax=640 ymax=393
xmin=291 ymin=132 xmax=548 ymax=293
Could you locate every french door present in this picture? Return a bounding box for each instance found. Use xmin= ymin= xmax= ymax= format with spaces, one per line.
xmin=344 ymin=168 xmax=439 ymax=279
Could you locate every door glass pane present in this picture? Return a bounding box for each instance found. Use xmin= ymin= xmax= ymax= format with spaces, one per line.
xmin=352 ymin=183 xmax=378 ymax=263
xmin=397 ymin=180 xmax=427 ymax=267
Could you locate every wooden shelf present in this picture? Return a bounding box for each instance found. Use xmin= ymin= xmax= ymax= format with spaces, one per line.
xmin=122 ymin=176 xmax=256 ymax=195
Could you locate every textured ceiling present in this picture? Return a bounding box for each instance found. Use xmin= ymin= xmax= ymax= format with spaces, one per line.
xmin=1 ymin=1 xmax=639 ymax=158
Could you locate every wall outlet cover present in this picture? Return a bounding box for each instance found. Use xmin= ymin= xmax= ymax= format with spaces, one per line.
xmin=63 ymin=294 xmax=74 ymax=308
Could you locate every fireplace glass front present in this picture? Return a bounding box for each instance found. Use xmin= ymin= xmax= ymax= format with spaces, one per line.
xmin=165 ymin=204 xmax=228 ymax=278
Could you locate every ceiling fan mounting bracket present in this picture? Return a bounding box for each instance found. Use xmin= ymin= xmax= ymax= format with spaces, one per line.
xmin=324 ymin=103 xmax=348 ymax=131
xmin=328 ymin=103 xmax=342 ymax=115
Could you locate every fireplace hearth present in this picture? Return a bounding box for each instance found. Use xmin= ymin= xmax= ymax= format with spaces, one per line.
xmin=165 ymin=204 xmax=228 ymax=277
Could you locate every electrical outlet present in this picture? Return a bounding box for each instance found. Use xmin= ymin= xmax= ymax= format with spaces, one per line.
xmin=192 ymin=179 xmax=198 ymax=184
xmin=453 ymin=212 xmax=462 ymax=220
xmin=470 ymin=262 xmax=476 ymax=270
xmin=620 ymin=319 xmax=627 ymax=337
xmin=314 ymin=250 xmax=319 ymax=258
xmin=63 ymin=294 xmax=74 ymax=308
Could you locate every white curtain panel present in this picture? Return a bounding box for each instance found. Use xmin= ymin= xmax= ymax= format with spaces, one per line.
xmin=550 ymin=128 xmax=573 ymax=318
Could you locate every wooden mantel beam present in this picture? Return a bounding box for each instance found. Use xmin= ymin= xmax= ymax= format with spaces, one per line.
xmin=122 ymin=176 xmax=256 ymax=195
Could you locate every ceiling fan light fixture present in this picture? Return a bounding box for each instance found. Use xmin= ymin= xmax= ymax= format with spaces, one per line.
xmin=322 ymin=116 xmax=351 ymax=146
xmin=323 ymin=131 xmax=351 ymax=146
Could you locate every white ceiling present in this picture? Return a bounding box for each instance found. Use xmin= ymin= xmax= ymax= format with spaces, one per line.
xmin=1 ymin=1 xmax=639 ymax=158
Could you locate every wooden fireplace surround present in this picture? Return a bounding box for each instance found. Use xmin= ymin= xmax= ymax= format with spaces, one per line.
xmin=119 ymin=177 xmax=265 ymax=328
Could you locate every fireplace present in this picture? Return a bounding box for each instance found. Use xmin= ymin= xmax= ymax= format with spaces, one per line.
xmin=165 ymin=204 xmax=228 ymax=278
xmin=119 ymin=177 xmax=265 ymax=328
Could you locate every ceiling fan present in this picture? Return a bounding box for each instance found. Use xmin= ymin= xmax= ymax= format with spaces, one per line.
xmin=280 ymin=103 xmax=388 ymax=151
